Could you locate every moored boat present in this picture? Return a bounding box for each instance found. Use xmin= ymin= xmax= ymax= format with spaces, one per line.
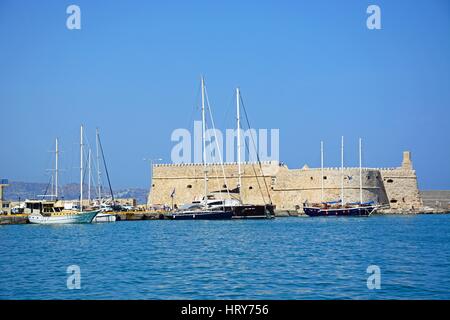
xmin=28 ymin=125 xmax=100 ymax=224
xmin=232 ymin=204 xmax=275 ymax=219
xmin=93 ymin=212 xmax=117 ymax=222
xmin=168 ymin=77 xmax=234 ymax=221
xmin=303 ymin=202 xmax=377 ymax=217
xmin=228 ymin=87 xmax=275 ymax=219
xmin=90 ymin=128 xmax=119 ymax=223
xmin=29 ymin=208 xmax=99 ymax=224
xmin=303 ymin=137 xmax=379 ymax=217
xmin=168 ymin=209 xmax=233 ymax=220
xmin=168 ymin=193 xmax=274 ymax=220
xmin=200 ymin=192 xmax=275 ymax=219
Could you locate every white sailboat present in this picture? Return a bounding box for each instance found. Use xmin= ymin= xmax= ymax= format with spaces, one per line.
xmin=28 ymin=208 xmax=99 ymax=224
xmin=93 ymin=212 xmax=116 ymax=222
xmin=92 ymin=128 xmax=116 ymax=223
xmin=29 ymin=126 xmax=100 ymax=224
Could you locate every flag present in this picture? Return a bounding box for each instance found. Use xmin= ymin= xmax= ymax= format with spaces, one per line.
xmin=347 ymin=175 xmax=353 ymax=180
xmin=170 ymin=188 xmax=176 ymax=198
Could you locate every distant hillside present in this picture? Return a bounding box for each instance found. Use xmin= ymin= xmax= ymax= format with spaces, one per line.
xmin=3 ymin=181 xmax=148 ymax=204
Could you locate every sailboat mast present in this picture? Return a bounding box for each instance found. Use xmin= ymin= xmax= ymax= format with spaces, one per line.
xmin=96 ymin=128 xmax=101 ymax=200
xmin=201 ymin=76 xmax=208 ymax=206
xmin=236 ymin=87 xmax=242 ymax=190
xmin=80 ymin=125 xmax=84 ymax=212
xmin=88 ymin=149 xmax=91 ymax=203
xmin=341 ymin=136 xmax=344 ymax=206
xmin=359 ymin=138 xmax=363 ymax=204
xmin=55 ymin=138 xmax=59 ymax=199
xmin=321 ymin=140 xmax=324 ymax=203
xmin=50 ymin=174 xmax=54 ymax=201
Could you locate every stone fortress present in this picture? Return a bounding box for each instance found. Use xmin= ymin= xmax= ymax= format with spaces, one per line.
xmin=148 ymin=151 xmax=423 ymax=213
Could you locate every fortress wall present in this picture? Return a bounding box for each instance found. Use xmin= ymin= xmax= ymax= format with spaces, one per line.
xmin=149 ymin=162 xmax=279 ymax=207
xmin=271 ymin=168 xmax=389 ymax=210
xmin=148 ymin=152 xmax=423 ymax=212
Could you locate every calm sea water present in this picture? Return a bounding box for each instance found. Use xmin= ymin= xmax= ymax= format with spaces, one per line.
xmin=1 ymin=215 xmax=449 ymax=300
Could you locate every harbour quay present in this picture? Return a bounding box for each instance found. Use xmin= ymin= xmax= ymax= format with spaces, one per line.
xmin=0 ymin=210 xmax=167 ymax=225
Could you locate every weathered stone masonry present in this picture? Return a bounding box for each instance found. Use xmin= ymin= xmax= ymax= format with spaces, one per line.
xmin=148 ymin=151 xmax=423 ymax=211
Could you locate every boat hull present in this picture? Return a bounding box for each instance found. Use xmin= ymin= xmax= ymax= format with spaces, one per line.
xmin=93 ymin=213 xmax=117 ymax=223
xmin=231 ymin=204 xmax=275 ymax=219
xmin=303 ymin=206 xmax=377 ymax=217
xmin=28 ymin=210 xmax=100 ymax=224
xmin=168 ymin=210 xmax=233 ymax=220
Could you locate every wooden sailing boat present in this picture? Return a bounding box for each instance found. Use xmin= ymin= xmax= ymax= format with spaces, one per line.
xmin=28 ymin=126 xmax=100 ymax=224
xmin=303 ymin=137 xmax=378 ymax=217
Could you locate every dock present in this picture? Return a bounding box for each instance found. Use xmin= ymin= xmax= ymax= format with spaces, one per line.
xmin=0 ymin=211 xmax=167 ymax=225
xmin=0 ymin=214 xmax=29 ymax=225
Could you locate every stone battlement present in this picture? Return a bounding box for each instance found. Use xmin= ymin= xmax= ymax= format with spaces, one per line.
xmin=154 ymin=162 xmax=402 ymax=172
xmin=154 ymin=160 xmax=281 ymax=167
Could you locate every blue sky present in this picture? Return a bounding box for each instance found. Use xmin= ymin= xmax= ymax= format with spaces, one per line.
xmin=0 ymin=0 xmax=449 ymax=190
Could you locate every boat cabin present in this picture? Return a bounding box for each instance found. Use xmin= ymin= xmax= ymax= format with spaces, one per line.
xmin=24 ymin=200 xmax=64 ymax=215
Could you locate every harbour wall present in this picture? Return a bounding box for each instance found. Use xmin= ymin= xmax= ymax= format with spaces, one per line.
xmin=0 ymin=212 xmax=167 ymax=225
xmin=420 ymin=190 xmax=450 ymax=210
xmin=148 ymin=151 xmax=423 ymax=212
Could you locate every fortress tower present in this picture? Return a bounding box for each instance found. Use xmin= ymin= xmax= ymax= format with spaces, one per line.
xmin=379 ymin=151 xmax=423 ymax=211
xmin=0 ymin=179 xmax=11 ymax=215
xmin=401 ymin=151 xmax=413 ymax=170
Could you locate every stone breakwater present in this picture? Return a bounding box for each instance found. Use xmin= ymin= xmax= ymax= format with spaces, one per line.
xmin=149 ymin=151 xmax=424 ymax=213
